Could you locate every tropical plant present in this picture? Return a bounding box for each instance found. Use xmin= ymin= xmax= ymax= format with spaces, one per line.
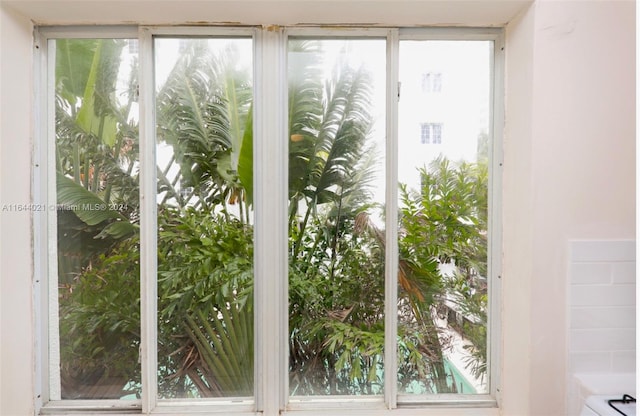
xmin=55 ymin=37 xmax=488 ymax=401
xmin=156 ymin=208 xmax=254 ymax=397
xmin=55 ymin=38 xmax=140 ymax=398
xmin=58 ymin=237 xmax=141 ymax=399
xmin=286 ymin=41 xmax=388 ymax=395
xmin=397 ymin=156 xmax=488 ymax=392
xmin=155 ymin=40 xmax=253 ymax=220
xmin=57 ymin=37 xmax=256 ymax=398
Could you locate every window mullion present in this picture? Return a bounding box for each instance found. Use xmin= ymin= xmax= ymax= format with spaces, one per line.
xmin=35 ymin=30 xmax=57 ymax=409
xmin=488 ymin=32 xmax=505 ymax=403
xmin=254 ymin=26 xmax=288 ymax=415
xmin=384 ymin=28 xmax=400 ymax=410
xmin=139 ymin=26 xmax=158 ymax=414
xmin=46 ymin=36 xmax=62 ymax=404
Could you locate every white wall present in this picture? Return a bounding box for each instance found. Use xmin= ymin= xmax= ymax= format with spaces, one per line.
xmin=0 ymin=6 xmax=36 ymax=416
xmin=0 ymin=1 xmax=635 ymax=415
xmin=502 ymin=4 xmax=536 ymax=415
xmin=504 ymin=1 xmax=635 ymax=415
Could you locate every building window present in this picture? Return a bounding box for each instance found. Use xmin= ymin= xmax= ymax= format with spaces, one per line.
xmin=420 ymin=123 xmax=431 ymax=144
xmin=432 ymin=122 xmax=443 ymax=144
xmin=420 ymin=122 xmax=443 ymax=144
xmin=36 ymin=25 xmax=503 ymax=415
xmin=421 ymin=71 xmax=442 ymax=93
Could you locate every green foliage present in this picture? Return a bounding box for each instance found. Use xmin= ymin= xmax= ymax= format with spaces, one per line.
xmin=237 ymin=105 xmax=254 ymax=205
xmin=286 ymin=43 xmax=387 ymax=395
xmin=398 ymin=156 xmax=489 ymax=391
xmin=289 ymin=212 xmax=386 ymax=395
xmin=55 ymin=37 xmax=489 ymax=401
xmin=156 ymin=40 xmax=252 ymax=216
xmin=58 ymin=238 xmax=141 ymax=399
xmin=54 ymin=37 xmax=141 ymax=345
xmin=59 ymin=208 xmax=255 ymax=398
xmin=157 ymin=208 xmax=254 ymax=398
xmin=56 ymin=172 xmax=136 ymax=239
xmin=55 ymin=37 xmax=140 ymax=286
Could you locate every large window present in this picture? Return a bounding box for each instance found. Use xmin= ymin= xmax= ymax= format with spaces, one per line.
xmin=37 ymin=26 xmax=503 ymax=415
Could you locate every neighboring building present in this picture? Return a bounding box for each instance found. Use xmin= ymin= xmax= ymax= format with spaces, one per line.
xmin=398 ymin=41 xmax=491 ymax=193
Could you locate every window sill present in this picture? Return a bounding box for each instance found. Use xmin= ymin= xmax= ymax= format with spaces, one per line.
xmin=39 ymin=397 xmax=498 ymax=416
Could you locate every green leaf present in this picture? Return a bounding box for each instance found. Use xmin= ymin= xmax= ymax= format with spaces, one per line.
xmin=97 ymin=220 xmax=137 ymax=240
xmin=75 ymin=40 xmax=119 ymax=147
xmin=57 ymin=172 xmax=133 ymax=232
xmin=237 ymin=105 xmax=253 ymax=205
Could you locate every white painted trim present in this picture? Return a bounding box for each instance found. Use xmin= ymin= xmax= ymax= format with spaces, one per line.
xmin=488 ymin=30 xmax=505 ymax=405
xmin=154 ymin=398 xmax=255 ymax=413
xmin=384 ymin=27 xmax=400 ymax=411
xmin=37 ymin=25 xmax=138 ymax=39
xmin=285 ymin=26 xmax=390 ymax=38
xmin=45 ymin=35 xmax=62 ymax=404
xmin=139 ymin=25 xmax=158 ymax=413
xmin=140 ymin=26 xmax=256 ymax=37
xmin=396 ymin=394 xmax=496 ymax=406
xmin=40 ymin=400 xmax=142 ymax=412
xmin=399 ymin=27 xmax=503 ymax=41
xmin=287 ymin=396 xmax=384 ymax=411
xmin=252 ymin=27 xmax=265 ymax=412
xmin=254 ymin=25 xmax=288 ymax=414
xmin=33 ymin=28 xmax=51 ymax=411
xmin=284 ymin=408 xmax=499 ymax=416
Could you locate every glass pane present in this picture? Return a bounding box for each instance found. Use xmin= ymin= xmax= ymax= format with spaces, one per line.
xmin=397 ymin=40 xmax=491 ymax=395
xmin=54 ymin=38 xmax=140 ymax=399
xmin=154 ymin=37 xmax=254 ymax=399
xmin=287 ymin=39 xmax=386 ymax=396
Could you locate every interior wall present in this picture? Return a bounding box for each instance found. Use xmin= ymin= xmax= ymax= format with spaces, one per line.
xmin=531 ymin=1 xmax=635 ymax=414
xmin=0 ymin=6 xmax=36 ymax=416
xmin=0 ymin=1 xmax=635 ymax=416
xmin=505 ymin=1 xmax=636 ymax=415
xmin=502 ymin=3 xmax=535 ymax=415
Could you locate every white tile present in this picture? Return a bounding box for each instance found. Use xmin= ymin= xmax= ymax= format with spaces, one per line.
xmin=611 ymin=351 xmax=637 ymax=372
xmin=570 ymin=306 xmax=636 ymax=329
xmin=574 ymin=373 xmax=637 ymax=395
xmin=569 ymin=351 xmax=611 ymax=373
xmin=570 ymin=240 xmax=636 ymax=263
xmin=612 ymin=262 xmax=636 ymax=284
xmin=569 ymin=262 xmax=612 ymax=285
xmin=570 ymin=328 xmax=636 ymax=352
xmin=570 ymin=284 xmax=636 ymax=307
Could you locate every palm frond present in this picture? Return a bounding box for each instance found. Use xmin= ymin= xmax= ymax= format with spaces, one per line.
xmin=175 ymin=293 xmax=253 ymax=397
xmin=156 ymin=41 xmax=252 ymax=210
xmin=57 ymin=172 xmax=136 ymax=239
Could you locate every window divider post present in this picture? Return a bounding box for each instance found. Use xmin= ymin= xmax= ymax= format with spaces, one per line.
xmin=384 ymin=28 xmax=400 ymax=410
xmin=254 ymin=25 xmax=289 ymax=415
xmin=139 ymin=26 xmax=158 ymax=414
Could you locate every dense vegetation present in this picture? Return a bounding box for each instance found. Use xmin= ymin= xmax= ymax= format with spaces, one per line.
xmin=55 ymin=38 xmax=488 ymax=399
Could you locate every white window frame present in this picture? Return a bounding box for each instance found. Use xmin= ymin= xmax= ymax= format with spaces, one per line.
xmin=34 ymin=24 xmax=504 ymax=416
